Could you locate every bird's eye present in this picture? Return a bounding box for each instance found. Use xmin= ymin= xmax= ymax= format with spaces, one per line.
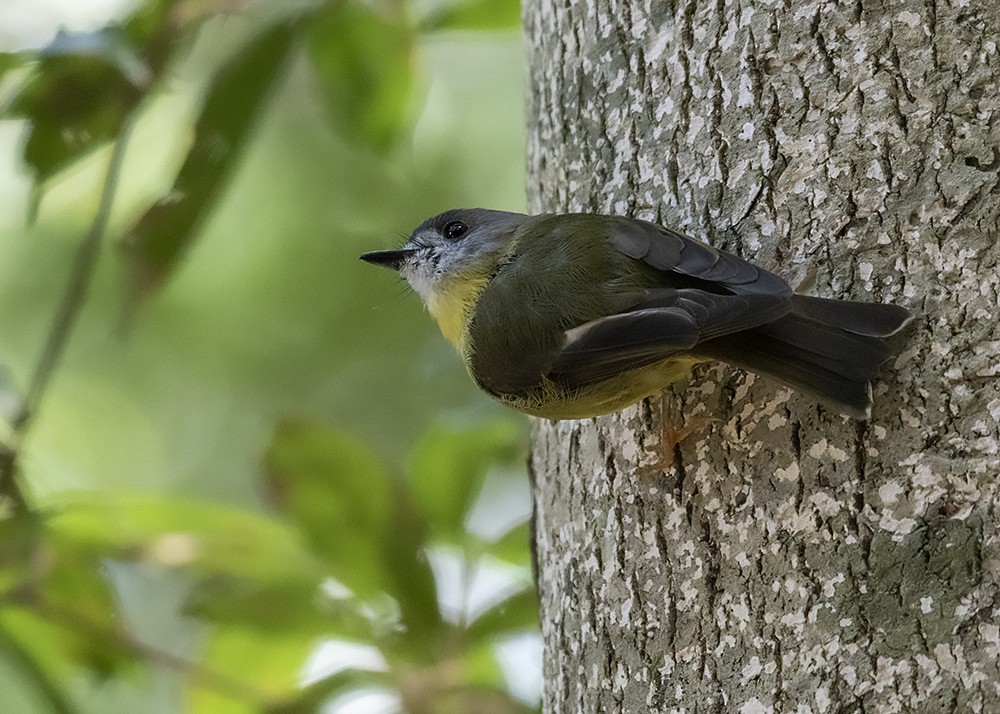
xmin=443 ymin=221 xmax=469 ymax=241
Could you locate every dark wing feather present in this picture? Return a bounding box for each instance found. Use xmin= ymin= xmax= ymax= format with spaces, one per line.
xmin=791 ymin=294 xmax=913 ymax=337
xmin=639 ymin=288 xmax=789 ymax=341
xmin=549 ymin=307 xmax=699 ymax=387
xmin=549 ymin=287 xmax=790 ymax=389
xmin=610 ymin=217 xmax=792 ymax=296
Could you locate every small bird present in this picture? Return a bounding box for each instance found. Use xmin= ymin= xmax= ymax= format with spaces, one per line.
xmin=361 ymin=209 xmax=913 ymax=420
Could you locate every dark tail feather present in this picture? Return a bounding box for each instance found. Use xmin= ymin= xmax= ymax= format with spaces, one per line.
xmin=701 ymin=295 xmax=913 ymax=418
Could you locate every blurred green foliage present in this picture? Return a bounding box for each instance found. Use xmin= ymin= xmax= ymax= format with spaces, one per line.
xmin=0 ymin=0 xmax=534 ymax=712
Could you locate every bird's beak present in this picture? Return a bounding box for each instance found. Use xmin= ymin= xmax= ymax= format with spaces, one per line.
xmin=359 ymin=248 xmax=415 ymax=271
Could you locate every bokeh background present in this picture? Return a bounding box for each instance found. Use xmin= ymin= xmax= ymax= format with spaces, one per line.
xmin=0 ymin=1 xmax=536 ymax=712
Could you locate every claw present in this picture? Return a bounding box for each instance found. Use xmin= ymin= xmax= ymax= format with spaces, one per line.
xmin=644 ymin=393 xmax=719 ymax=470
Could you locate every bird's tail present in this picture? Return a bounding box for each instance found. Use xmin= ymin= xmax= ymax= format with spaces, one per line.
xmin=700 ymin=295 xmax=914 ymax=418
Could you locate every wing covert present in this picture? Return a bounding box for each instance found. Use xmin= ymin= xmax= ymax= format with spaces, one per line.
xmin=547 ymin=286 xmax=791 ymax=389
xmin=609 ymin=217 xmax=792 ymax=297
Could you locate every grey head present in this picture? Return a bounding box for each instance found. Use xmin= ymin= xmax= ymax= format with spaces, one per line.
xmin=360 ymin=208 xmax=529 ymax=304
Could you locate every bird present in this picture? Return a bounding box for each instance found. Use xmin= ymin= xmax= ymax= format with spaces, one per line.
xmin=361 ymin=209 xmax=913 ymax=420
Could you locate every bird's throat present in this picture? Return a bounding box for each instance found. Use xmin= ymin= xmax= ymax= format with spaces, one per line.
xmin=427 ymin=274 xmax=490 ymax=350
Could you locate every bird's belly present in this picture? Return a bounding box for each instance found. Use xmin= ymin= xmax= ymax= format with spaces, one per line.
xmin=495 ymin=356 xmax=701 ymax=420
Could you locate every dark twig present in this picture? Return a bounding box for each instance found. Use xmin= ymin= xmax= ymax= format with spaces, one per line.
xmin=0 ymin=115 xmax=138 ymax=513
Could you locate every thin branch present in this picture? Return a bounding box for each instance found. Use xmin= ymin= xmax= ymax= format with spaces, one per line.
xmin=0 ymin=115 xmax=139 ymax=512
xmin=0 ymin=443 xmax=27 ymax=513
xmin=23 ymin=119 xmax=137 ymax=423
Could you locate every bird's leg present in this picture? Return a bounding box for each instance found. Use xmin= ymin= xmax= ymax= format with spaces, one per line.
xmin=644 ymin=392 xmax=719 ymax=471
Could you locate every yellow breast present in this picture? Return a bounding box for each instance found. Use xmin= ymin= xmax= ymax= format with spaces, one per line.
xmin=426 ymin=274 xmax=489 ymax=351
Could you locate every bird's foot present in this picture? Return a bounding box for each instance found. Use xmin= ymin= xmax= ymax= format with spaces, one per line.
xmin=641 ymin=395 xmax=719 ymax=474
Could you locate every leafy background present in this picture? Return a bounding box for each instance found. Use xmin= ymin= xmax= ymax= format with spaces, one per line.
xmin=0 ymin=0 xmax=534 ymax=712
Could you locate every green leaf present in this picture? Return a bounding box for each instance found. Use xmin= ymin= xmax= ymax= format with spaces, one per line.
xmin=484 ymin=520 xmax=531 ymax=568
xmin=407 ymin=419 xmax=524 ymax=543
xmin=420 ymin=0 xmax=523 ymax=31
xmin=264 ymin=420 xmax=395 ymax=598
xmin=0 ymin=52 xmax=29 ymax=86
xmin=35 ymin=548 xmax=123 ymax=666
xmin=453 ymin=637 xmax=507 ymax=690
xmin=0 ymin=512 xmax=42 ymax=595
xmin=187 ymin=626 xmax=318 ymax=714
xmin=0 ymin=600 xmax=134 ymax=685
xmin=120 ymin=20 xmax=298 ymax=298
xmin=46 ymin=495 xmax=324 ymax=586
xmin=119 ymin=0 xmax=186 ymax=77
xmin=378 ymin=490 xmax=444 ymax=659
xmin=0 ymin=620 xmax=77 ymax=714
xmin=268 ymin=668 xmax=394 ymax=714
xmin=184 ymin=574 xmax=335 ymax=635
xmin=0 ymin=513 xmax=132 ymax=677
xmin=464 ymin=586 xmax=538 ymax=643
xmin=41 ymin=27 xmax=150 ymax=85
xmin=307 ymin=2 xmax=414 ymax=151
xmin=3 ymin=29 xmax=147 ymax=195
xmin=265 ymin=420 xmax=446 ymax=654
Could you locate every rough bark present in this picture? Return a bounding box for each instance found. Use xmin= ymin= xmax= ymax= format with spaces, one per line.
xmin=524 ymin=0 xmax=1000 ymax=712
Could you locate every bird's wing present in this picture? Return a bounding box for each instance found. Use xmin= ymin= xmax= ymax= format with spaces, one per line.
xmin=549 ymin=287 xmax=788 ymax=388
xmin=610 ymin=217 xmax=793 ymax=297
xmin=548 ymin=306 xmax=700 ymax=387
xmin=545 ymin=218 xmax=798 ymax=389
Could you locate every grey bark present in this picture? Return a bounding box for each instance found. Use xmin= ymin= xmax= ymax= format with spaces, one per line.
xmin=523 ymin=0 xmax=1000 ymax=712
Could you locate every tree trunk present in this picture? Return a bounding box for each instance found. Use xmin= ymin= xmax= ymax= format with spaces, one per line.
xmin=523 ymin=0 xmax=1000 ymax=711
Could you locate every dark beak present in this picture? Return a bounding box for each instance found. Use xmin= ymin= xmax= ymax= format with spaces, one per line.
xmin=359 ymin=249 xmax=414 ymax=271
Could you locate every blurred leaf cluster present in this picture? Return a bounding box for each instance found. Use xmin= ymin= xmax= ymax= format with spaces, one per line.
xmin=3 ymin=419 xmax=533 ymax=713
xmin=0 ymin=0 xmax=534 ymax=712
xmin=2 ymin=0 xmax=520 ymax=298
